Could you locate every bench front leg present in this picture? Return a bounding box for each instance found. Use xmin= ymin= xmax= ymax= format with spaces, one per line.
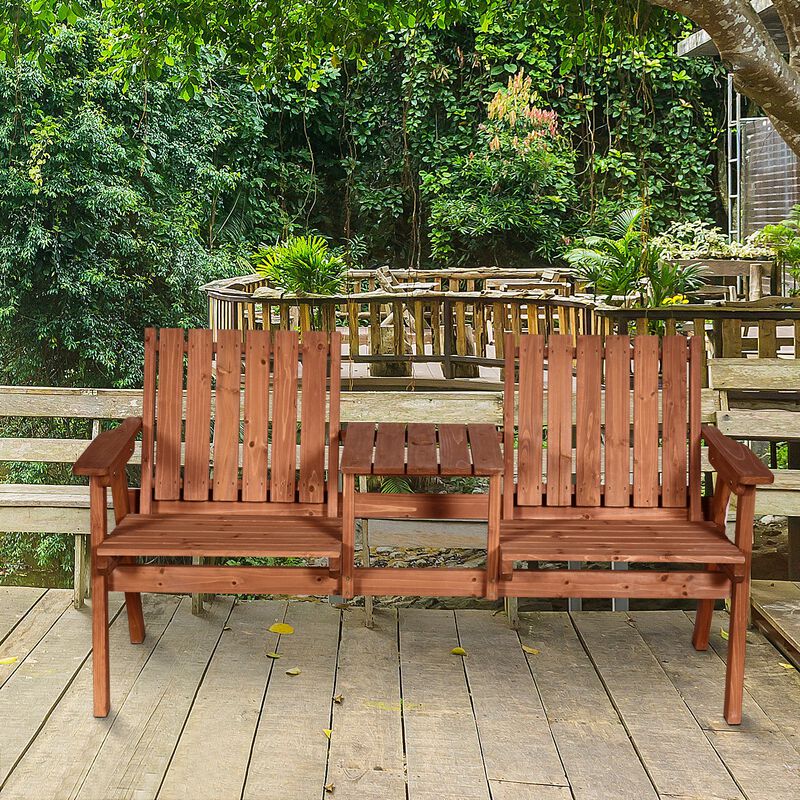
xmin=342 ymin=473 xmax=356 ymax=600
xmin=90 ymin=478 xmax=111 ymax=718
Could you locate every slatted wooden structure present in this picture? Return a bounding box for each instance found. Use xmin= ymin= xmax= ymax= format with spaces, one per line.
xmin=73 ymin=329 xmax=343 ymax=717
xmin=500 ymin=334 xmax=774 ymax=724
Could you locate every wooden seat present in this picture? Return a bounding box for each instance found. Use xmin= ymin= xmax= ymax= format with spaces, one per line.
xmin=500 ymin=518 xmax=745 ymax=574
xmin=502 ymin=333 xmax=774 ymax=725
xmin=74 ymin=328 xmax=342 ymax=718
xmin=97 ymin=514 xmax=342 ymax=558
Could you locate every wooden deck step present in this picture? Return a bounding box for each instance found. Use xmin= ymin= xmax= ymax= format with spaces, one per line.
xmin=500 ymin=519 xmax=745 ymax=564
xmin=96 ymin=514 xmax=341 ymax=557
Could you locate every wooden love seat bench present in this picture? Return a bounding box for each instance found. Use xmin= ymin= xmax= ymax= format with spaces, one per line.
xmin=73 ymin=328 xmax=343 ymax=717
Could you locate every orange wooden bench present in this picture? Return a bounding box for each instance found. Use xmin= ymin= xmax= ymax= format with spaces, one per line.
xmin=500 ymin=334 xmax=774 ymax=724
xmin=74 ymin=328 xmax=342 ymax=717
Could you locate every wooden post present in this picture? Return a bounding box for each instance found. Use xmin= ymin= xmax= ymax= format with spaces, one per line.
xmin=789 ymin=442 xmax=800 ymax=580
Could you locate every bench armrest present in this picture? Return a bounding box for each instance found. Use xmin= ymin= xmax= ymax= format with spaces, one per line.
xmin=73 ymin=417 xmax=142 ymax=477
xmin=701 ymin=424 xmax=774 ymax=489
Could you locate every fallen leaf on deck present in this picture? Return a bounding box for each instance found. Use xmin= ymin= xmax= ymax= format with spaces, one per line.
xmin=450 ymin=647 xmax=467 ymax=656
xmin=323 ymin=729 xmax=332 ymax=739
xmin=222 ymin=626 xmax=231 ymax=631
xmin=521 ymin=645 xmax=539 ymax=655
xmin=269 ymin=623 xmax=294 ymax=635
xmin=332 ymin=603 xmax=351 ymax=610
xmin=0 ymin=656 xmax=18 ymax=666
xmin=779 ymin=662 xmax=795 ymax=670
xmin=720 ymin=628 xmax=729 ymax=640
xmin=324 ymin=782 xmax=335 ymax=793
xmin=333 ymin=694 xmax=344 ymax=704
xmin=266 ymin=652 xmax=281 ymax=659
xmin=285 ymin=667 xmax=302 ymax=676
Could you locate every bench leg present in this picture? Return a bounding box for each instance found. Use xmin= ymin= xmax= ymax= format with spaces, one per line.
xmin=692 ymin=599 xmax=715 ymax=651
xmin=92 ymin=567 xmax=111 ymax=717
xmin=505 ymin=597 xmax=519 ymax=630
xmin=73 ymin=535 xmax=90 ymax=610
xmin=191 ymin=556 xmax=205 ymax=615
xmin=342 ymin=474 xmax=355 ymax=600
xmin=724 ymin=574 xmax=749 ymax=725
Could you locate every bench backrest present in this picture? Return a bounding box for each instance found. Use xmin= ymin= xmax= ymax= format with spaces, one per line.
xmin=140 ymin=328 xmax=341 ymax=515
xmin=503 ymin=334 xmax=703 ymax=519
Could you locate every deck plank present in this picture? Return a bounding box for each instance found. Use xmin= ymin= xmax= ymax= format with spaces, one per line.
xmin=0 ymin=589 xmax=72 ymax=690
xmin=455 ymin=610 xmax=567 ymax=789
xmin=632 ymin=610 xmax=800 ymax=800
xmin=489 ymin=783 xmax=573 ymax=800
xmin=325 ymin=609 xmax=406 ymax=800
xmin=399 ymin=609 xmax=490 ymax=800
xmin=0 ymin=593 xmax=124 ymax=787
xmin=0 ymin=595 xmax=180 ymax=800
xmin=242 ymin=602 xmax=340 ymax=800
xmin=158 ymin=600 xmax=288 ymax=800
xmin=751 ymin=579 xmax=800 ymax=659
xmin=75 ymin=597 xmax=233 ymax=800
xmin=519 ymin=612 xmax=658 ymax=800
xmin=0 ymin=586 xmax=47 ymax=644
xmin=572 ymin=612 xmax=743 ymax=800
xmin=703 ymin=610 xmax=800 ymax=755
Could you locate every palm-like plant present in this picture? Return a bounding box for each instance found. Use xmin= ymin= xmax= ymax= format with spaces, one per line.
xmin=253 ymin=235 xmax=346 ymax=295
xmin=565 ymin=207 xmax=705 ymax=307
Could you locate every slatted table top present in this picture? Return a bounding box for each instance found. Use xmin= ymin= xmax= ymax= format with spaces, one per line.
xmin=341 ymin=422 xmax=503 ymax=477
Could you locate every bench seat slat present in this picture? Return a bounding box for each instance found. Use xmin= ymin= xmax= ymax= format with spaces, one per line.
xmin=500 ymin=518 xmax=745 ymax=564
xmin=97 ymin=514 xmax=341 ymax=558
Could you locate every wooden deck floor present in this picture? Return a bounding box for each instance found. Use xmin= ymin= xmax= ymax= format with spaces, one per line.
xmin=2 ymin=589 xmax=800 ymax=800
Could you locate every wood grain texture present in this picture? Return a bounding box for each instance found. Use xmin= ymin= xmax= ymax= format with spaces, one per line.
xmin=546 ymin=335 xmax=573 ymax=506
xmin=407 ymin=423 xmax=437 ymax=476
xmin=154 ymin=328 xmax=185 ymax=500
xmin=515 ymin=335 xmax=544 ymax=506
xmin=140 ymin=328 xmax=157 ymax=514
xmin=212 ymin=329 xmax=242 ymax=501
xmin=661 ymin=335 xmax=688 ymax=507
xmin=603 ymin=335 xmax=631 ymax=507
xmin=299 ymin=332 xmax=329 ymax=503
xmin=575 ymin=336 xmax=601 ymax=506
xmin=373 ymin=422 xmax=407 ymax=475
xmin=183 ymin=329 xmax=213 ymax=501
xmin=632 ymin=336 xmax=659 ymax=508
xmin=438 ymin=424 xmax=471 ymax=475
xmin=271 ymin=331 xmax=299 ymax=502
xmin=242 ymin=330 xmax=270 ymax=502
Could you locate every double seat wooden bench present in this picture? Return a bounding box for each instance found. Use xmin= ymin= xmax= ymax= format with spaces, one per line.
xmin=74 ymin=328 xmax=772 ymax=725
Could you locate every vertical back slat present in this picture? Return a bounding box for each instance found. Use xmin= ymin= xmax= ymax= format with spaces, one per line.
xmin=242 ymin=330 xmax=270 ymax=502
xmin=517 ymin=335 xmax=544 ymax=506
xmin=140 ymin=328 xmax=157 ymax=514
xmin=604 ymin=336 xmax=631 ymax=507
xmin=154 ymin=329 xmax=184 ymax=500
xmin=689 ymin=334 xmax=704 ymax=520
xmin=327 ymin=332 xmax=342 ymax=517
xmin=183 ymin=329 xmax=213 ymax=501
xmin=299 ymin=332 xmax=329 ymax=503
xmin=212 ymin=330 xmax=242 ymax=501
xmin=575 ymin=335 xmax=602 ymax=506
xmin=271 ymin=331 xmax=299 ymax=502
xmin=662 ymin=336 xmax=688 ymax=507
xmin=502 ymin=334 xmax=516 ymax=519
xmin=633 ymin=336 xmax=659 ymax=507
xmin=546 ymin=335 xmax=573 ymax=506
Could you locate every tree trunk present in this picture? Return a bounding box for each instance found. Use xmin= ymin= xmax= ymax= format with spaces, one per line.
xmin=652 ymin=0 xmax=800 ymax=158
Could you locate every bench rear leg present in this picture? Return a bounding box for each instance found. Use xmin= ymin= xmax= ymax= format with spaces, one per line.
xmin=125 ymin=593 xmax=145 ymax=643
xmin=692 ymin=598 xmax=714 ymax=651
xmin=92 ymin=568 xmax=111 ymax=717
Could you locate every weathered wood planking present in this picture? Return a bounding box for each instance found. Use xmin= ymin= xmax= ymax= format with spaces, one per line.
xmin=702 ymin=609 xmax=800 ymax=755
xmin=325 ymin=610 xmax=406 ymax=800
xmin=0 ymin=595 xmax=180 ymax=800
xmin=0 ymin=586 xmax=47 ymax=644
xmin=572 ymin=612 xmax=743 ymax=800
xmin=750 ymin=580 xmax=800 ymax=669
xmin=710 ymin=358 xmax=800 ymax=390
xmin=158 ymin=601 xmax=286 ymax=800
xmin=399 ymin=609 xmax=490 ymax=800
xmin=242 ymin=602 xmax=340 ymax=800
xmin=74 ymin=598 xmax=233 ymax=800
xmin=518 ymin=612 xmax=658 ymax=800
xmin=0 ymin=594 xmax=124 ymax=787
xmin=455 ymin=611 xmax=567 ymax=789
xmin=0 ymin=589 xmax=72 ymax=690
xmin=632 ymin=610 xmax=800 ymax=800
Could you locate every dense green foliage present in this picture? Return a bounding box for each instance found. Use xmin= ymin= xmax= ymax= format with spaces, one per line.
xmin=0 ymin=4 xmax=724 ymax=388
xmin=254 ymin=235 xmax=347 ymax=294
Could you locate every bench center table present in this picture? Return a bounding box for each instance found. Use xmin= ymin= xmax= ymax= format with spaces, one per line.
xmin=340 ymin=422 xmax=503 ymax=600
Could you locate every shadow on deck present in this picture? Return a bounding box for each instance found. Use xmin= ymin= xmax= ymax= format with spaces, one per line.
xmin=1 ymin=588 xmax=799 ymax=799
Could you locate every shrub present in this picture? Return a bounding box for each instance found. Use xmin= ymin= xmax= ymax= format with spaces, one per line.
xmin=253 ymin=235 xmax=347 ymax=295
